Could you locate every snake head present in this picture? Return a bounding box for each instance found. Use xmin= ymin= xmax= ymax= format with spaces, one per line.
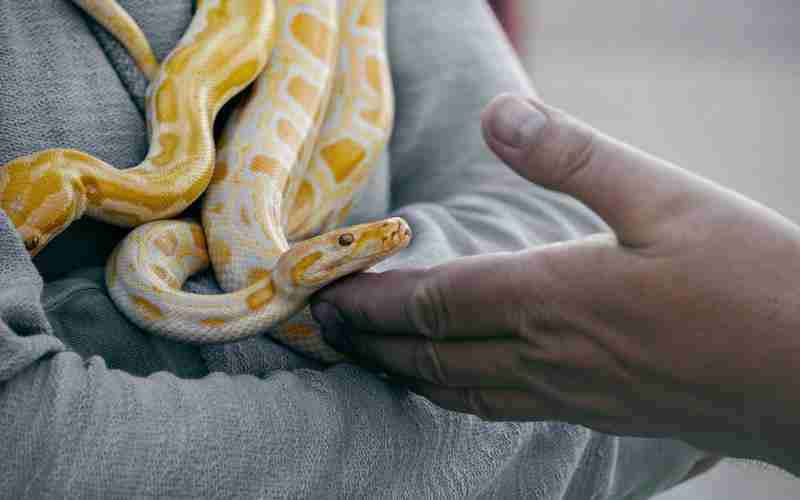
xmin=0 ymin=151 xmax=87 ymax=256
xmin=275 ymin=217 xmax=412 ymax=296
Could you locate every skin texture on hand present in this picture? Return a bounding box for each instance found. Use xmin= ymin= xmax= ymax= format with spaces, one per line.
xmin=311 ymin=94 xmax=800 ymax=474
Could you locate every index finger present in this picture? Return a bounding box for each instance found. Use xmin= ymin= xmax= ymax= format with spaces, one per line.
xmin=311 ymin=252 xmax=532 ymax=339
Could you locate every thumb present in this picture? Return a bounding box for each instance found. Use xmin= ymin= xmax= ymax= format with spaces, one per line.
xmin=481 ymin=94 xmax=707 ymax=248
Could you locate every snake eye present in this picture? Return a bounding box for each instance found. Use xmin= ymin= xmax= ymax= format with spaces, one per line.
xmin=338 ymin=233 xmax=354 ymax=246
xmin=24 ymin=236 xmax=40 ymax=252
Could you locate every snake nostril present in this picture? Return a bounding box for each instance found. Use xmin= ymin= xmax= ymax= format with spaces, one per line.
xmin=338 ymin=233 xmax=354 ymax=246
xmin=24 ymin=236 xmax=40 ymax=252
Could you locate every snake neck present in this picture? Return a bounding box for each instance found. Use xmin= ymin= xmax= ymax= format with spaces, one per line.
xmin=271 ymin=248 xmax=319 ymax=301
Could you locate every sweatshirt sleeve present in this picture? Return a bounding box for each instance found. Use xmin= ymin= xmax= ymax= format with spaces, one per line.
xmin=374 ymin=0 xmax=607 ymax=274
xmin=0 ymin=206 xmax=702 ymax=499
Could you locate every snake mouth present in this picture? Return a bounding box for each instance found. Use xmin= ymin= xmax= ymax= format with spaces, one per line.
xmin=353 ymin=217 xmax=412 ymax=258
xmin=379 ymin=218 xmax=412 ymax=253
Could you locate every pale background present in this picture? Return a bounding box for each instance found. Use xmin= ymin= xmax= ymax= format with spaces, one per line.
xmin=519 ymin=0 xmax=800 ymax=498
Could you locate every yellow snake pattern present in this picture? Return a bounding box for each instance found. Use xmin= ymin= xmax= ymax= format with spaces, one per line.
xmin=0 ymin=0 xmax=407 ymax=363
xmin=205 ymin=0 xmax=342 ymax=294
xmin=1 ymin=0 xmax=275 ymax=254
xmin=287 ymin=0 xmax=394 ymax=239
xmin=70 ymin=0 xmax=160 ymax=79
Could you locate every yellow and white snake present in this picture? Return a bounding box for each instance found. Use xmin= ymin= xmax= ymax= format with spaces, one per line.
xmin=0 ymin=0 xmax=409 ymax=363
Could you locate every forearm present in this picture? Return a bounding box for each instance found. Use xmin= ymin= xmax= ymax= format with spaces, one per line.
xmin=0 ymin=211 xmax=381 ymax=497
xmin=0 ymin=207 xmax=551 ymax=498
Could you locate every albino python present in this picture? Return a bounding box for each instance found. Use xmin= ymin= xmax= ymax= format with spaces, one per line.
xmin=0 ymin=0 xmax=407 ymax=363
xmin=286 ymin=0 xmax=395 ymax=239
xmin=1 ymin=0 xmax=276 ymax=254
xmin=70 ymin=0 xmax=159 ymax=79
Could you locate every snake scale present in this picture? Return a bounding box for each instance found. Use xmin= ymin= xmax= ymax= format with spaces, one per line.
xmin=0 ymin=0 xmax=409 ymax=363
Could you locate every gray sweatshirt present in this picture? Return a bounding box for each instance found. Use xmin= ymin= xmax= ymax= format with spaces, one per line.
xmin=0 ymin=1 xmax=708 ymax=498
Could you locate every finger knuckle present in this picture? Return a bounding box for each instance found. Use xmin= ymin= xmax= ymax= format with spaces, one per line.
xmin=518 ymin=332 xmax=567 ymax=368
xmin=406 ymin=269 xmax=450 ymax=339
xmin=510 ymin=253 xmax=566 ymax=336
xmin=550 ymin=113 xmax=597 ymax=191
xmin=415 ymin=340 xmax=449 ymax=386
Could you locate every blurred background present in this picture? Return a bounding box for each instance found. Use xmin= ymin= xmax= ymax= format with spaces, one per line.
xmin=489 ymin=0 xmax=800 ymax=498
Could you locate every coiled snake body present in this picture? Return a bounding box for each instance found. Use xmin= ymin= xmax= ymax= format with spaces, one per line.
xmin=0 ymin=0 xmax=409 ymax=363
xmin=1 ymin=1 xmax=275 ymax=254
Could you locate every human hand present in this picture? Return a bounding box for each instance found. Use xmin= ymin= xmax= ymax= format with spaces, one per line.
xmin=311 ymin=94 xmax=800 ymax=469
